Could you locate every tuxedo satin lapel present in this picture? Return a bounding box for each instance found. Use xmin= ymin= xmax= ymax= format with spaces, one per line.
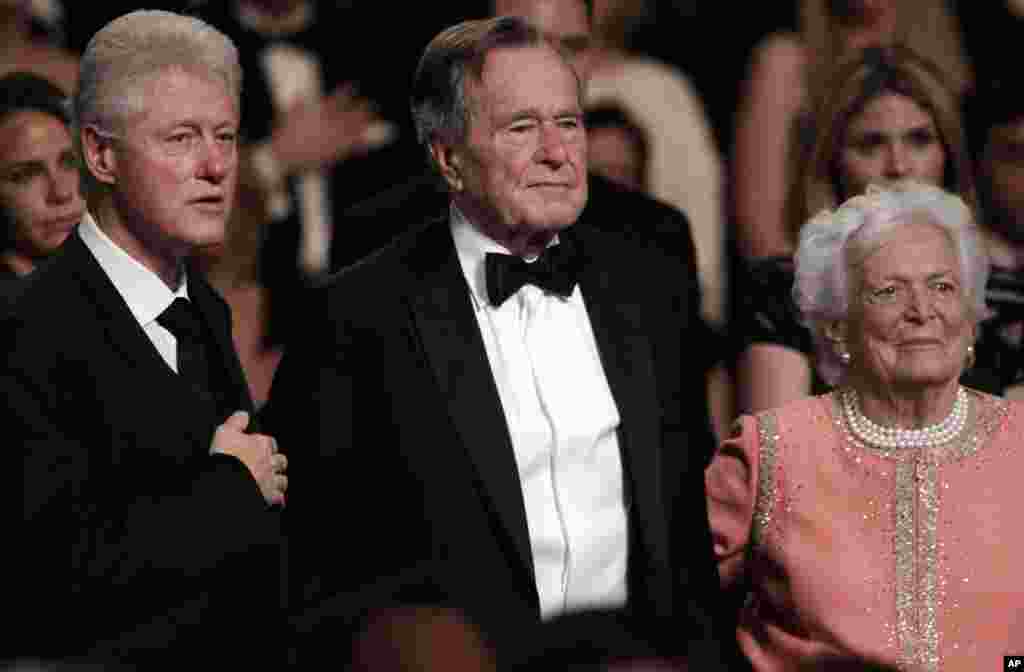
xmin=66 ymin=235 xmax=216 ymax=454
xmin=405 ymin=221 xmax=537 ymax=593
xmin=568 ymin=225 xmax=673 ymax=610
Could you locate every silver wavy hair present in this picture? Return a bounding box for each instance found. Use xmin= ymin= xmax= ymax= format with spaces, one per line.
xmin=74 ymin=10 xmax=241 ymax=136
xmin=793 ymin=180 xmax=989 ymax=385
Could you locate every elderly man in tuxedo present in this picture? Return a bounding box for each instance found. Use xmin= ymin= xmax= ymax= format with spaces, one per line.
xmin=1 ymin=10 xmax=288 ymax=668
xmin=266 ymin=15 xmax=726 ymax=669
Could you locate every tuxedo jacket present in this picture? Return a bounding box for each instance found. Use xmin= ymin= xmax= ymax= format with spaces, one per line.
xmin=1 ymin=233 xmax=284 ymax=667
xmin=264 ymin=216 xmax=728 ymax=667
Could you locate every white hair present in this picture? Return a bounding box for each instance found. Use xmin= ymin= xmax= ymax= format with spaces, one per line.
xmin=74 ymin=10 xmax=241 ymax=135
xmin=793 ymin=180 xmax=989 ymax=385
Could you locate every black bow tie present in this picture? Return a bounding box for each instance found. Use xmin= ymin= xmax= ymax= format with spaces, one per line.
xmin=485 ymin=241 xmax=579 ymax=307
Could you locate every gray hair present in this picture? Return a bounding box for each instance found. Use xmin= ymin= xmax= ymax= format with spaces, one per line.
xmin=793 ymin=180 xmax=989 ymax=385
xmin=410 ymin=15 xmax=579 ymax=170
xmin=74 ymin=10 xmax=241 ymax=135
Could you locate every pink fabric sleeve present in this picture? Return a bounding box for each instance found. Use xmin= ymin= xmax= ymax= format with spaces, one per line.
xmin=705 ymin=415 xmax=760 ymax=589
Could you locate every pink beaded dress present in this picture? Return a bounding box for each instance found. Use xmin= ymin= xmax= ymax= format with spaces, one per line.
xmin=706 ymin=389 xmax=1024 ymax=671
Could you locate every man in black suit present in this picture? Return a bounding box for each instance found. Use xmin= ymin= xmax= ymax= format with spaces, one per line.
xmin=266 ymin=15 xmax=726 ymax=669
xmin=336 ymin=0 xmax=699 ymax=275
xmin=1 ymin=10 xmax=288 ymax=669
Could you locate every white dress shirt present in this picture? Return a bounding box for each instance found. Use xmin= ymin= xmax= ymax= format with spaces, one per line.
xmin=451 ymin=206 xmax=628 ymax=620
xmin=78 ymin=212 xmax=189 ymax=372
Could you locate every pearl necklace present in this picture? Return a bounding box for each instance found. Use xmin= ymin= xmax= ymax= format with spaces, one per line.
xmin=841 ymin=385 xmax=969 ymax=449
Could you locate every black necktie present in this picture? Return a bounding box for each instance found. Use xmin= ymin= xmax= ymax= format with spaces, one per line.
xmin=157 ymin=297 xmax=214 ymax=403
xmin=485 ymin=241 xmax=579 ymax=307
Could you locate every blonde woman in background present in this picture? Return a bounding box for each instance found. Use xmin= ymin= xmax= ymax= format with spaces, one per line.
xmin=731 ymin=0 xmax=971 ymax=261
xmin=735 ymin=45 xmax=974 ymax=414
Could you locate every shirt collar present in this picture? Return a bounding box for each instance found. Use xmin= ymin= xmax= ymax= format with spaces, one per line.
xmin=450 ymin=204 xmax=560 ymax=310
xmin=77 ymin=211 xmax=189 ymax=328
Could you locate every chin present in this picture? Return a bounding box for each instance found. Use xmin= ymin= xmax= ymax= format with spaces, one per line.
xmin=528 ymin=204 xmax=584 ymax=230
xmin=894 ymin=367 xmax=962 ymax=389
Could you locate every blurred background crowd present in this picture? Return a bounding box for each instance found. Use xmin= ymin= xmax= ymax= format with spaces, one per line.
xmin=4 ymin=0 xmax=1024 ymax=669
xmin=6 ymin=0 xmax=1024 ymax=430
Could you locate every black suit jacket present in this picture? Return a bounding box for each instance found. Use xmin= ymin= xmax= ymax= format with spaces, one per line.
xmin=2 ymin=233 xmax=284 ymax=668
xmin=265 ymin=216 xmax=727 ymax=668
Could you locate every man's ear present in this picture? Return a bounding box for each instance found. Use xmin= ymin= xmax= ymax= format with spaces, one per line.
xmin=80 ymin=125 xmax=118 ymax=186
xmin=429 ymin=138 xmax=463 ymax=192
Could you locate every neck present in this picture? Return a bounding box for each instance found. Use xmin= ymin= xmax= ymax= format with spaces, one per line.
xmin=850 ymin=374 xmax=961 ymax=429
xmin=0 ymin=249 xmax=34 ymax=276
xmin=454 ymin=197 xmax=558 ymax=258
xmin=93 ymin=199 xmax=185 ymax=290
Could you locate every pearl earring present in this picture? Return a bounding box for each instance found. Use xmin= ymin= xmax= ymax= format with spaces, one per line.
xmin=839 ymin=350 xmax=851 ymax=365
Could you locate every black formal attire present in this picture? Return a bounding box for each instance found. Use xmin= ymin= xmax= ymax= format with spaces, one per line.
xmin=338 ymin=170 xmax=698 ymax=272
xmin=263 ymin=211 xmax=729 ymax=669
xmin=334 ymin=171 xmax=725 ymax=408
xmin=0 ymin=264 xmax=21 ymax=304
xmin=2 ymin=232 xmax=285 ymax=668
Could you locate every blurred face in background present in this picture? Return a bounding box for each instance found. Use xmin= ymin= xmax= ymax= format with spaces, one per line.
xmin=493 ymin=0 xmax=594 ymax=81
xmin=0 ymin=109 xmax=83 ymax=270
xmin=838 ymin=92 xmax=946 ymax=200
xmin=980 ymin=117 xmax=1024 ymax=245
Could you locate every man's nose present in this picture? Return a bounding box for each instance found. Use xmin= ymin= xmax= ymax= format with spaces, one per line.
xmin=536 ymin=123 xmax=569 ymax=165
xmin=198 ymin=138 xmax=233 ymax=181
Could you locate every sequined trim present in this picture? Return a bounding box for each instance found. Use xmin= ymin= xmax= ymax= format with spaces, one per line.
xmin=831 ymin=390 xmax=1010 ymax=672
xmin=752 ymin=411 xmax=779 ymax=548
xmin=894 ymin=460 xmax=915 ymax=667
xmin=919 ymin=461 xmax=939 ymax=672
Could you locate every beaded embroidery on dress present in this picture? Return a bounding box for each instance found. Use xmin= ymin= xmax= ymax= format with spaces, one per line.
xmin=830 ymin=388 xmax=1009 ymax=672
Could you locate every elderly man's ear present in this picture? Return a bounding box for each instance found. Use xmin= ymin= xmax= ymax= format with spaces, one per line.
xmin=429 ymin=140 xmax=464 ymax=192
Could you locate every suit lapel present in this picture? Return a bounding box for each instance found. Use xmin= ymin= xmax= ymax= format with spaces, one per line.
xmin=187 ymin=267 xmax=257 ymax=425
xmin=65 ymin=235 xmax=225 ymax=454
xmin=404 ymin=221 xmax=537 ymax=594
xmin=66 ymin=234 xmax=175 ymax=378
xmin=567 ymin=225 xmax=673 ymax=611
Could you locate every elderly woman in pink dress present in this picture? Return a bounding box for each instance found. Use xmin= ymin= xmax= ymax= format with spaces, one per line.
xmin=707 ymin=180 xmax=1024 ymax=672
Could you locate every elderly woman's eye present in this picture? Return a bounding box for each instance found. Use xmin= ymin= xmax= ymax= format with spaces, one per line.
xmin=872 ymin=286 xmax=897 ymax=299
xmin=932 ymin=280 xmax=957 ymax=293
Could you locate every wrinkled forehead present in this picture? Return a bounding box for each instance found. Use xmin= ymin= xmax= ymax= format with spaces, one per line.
xmin=465 ymin=43 xmax=582 ymax=116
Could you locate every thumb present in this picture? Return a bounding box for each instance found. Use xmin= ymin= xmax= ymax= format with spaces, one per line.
xmin=225 ymin=410 xmax=250 ymax=430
